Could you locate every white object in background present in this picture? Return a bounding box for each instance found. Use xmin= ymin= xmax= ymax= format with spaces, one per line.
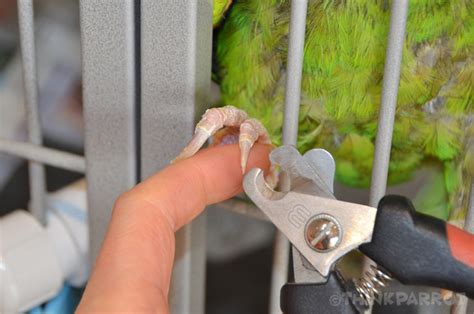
xmin=0 ymin=211 xmax=63 ymax=312
xmin=46 ymin=180 xmax=88 ymax=287
xmin=0 ymin=180 xmax=88 ymax=313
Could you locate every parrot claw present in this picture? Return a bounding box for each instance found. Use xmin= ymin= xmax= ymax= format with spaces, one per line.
xmin=174 ymin=106 xmax=272 ymax=174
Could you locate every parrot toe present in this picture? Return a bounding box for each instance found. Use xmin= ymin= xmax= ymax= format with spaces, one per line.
xmin=174 ymin=106 xmax=272 ymax=175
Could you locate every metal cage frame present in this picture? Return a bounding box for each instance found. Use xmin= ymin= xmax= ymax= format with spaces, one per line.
xmin=1 ymin=0 xmax=472 ymax=313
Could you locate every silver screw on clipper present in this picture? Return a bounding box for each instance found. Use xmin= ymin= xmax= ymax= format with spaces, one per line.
xmin=305 ymin=214 xmax=342 ymax=252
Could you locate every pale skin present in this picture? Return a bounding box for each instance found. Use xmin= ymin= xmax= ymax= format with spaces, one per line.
xmin=174 ymin=106 xmax=272 ymax=173
xmin=77 ymin=143 xmax=272 ymax=313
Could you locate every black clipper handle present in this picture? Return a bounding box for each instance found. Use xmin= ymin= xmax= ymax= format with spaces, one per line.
xmin=360 ymin=195 xmax=474 ymax=298
xmin=280 ymin=271 xmax=361 ymax=314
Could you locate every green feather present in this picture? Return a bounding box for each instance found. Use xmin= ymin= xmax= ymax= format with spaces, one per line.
xmin=413 ymin=169 xmax=450 ymax=220
xmin=213 ymin=0 xmax=474 ymax=220
xmin=213 ymin=0 xmax=233 ymax=26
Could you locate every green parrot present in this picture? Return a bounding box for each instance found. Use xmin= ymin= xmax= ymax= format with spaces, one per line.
xmin=211 ymin=0 xmax=473 ymax=222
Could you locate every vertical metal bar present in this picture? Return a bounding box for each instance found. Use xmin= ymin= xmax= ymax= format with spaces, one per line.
xmin=368 ymin=0 xmax=408 ymax=208
xmin=465 ymin=183 xmax=474 ymax=233
xmin=140 ymin=1 xmax=212 ymax=313
xmin=270 ymin=232 xmax=291 ymax=314
xmin=452 ymin=182 xmax=474 ymax=314
xmin=79 ymin=0 xmax=138 ymax=263
xmin=365 ymin=1 xmax=408 ymax=311
xmin=270 ymin=1 xmax=308 ymax=313
xmin=281 ymin=0 xmax=308 ymax=146
xmin=17 ymin=0 xmax=47 ymax=225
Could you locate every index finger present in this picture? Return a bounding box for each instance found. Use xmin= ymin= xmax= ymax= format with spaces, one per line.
xmin=130 ymin=143 xmax=272 ymax=229
xmin=78 ymin=143 xmax=272 ymax=312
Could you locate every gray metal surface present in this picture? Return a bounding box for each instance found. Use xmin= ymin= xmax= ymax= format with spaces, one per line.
xmin=368 ymin=0 xmax=408 ymax=208
xmin=140 ymin=1 xmax=212 ymax=313
xmin=244 ymin=168 xmax=376 ymax=278
xmin=169 ymin=214 xmax=207 ymax=313
xmin=281 ymin=0 xmax=308 ymax=146
xmin=17 ymin=0 xmax=47 ymax=225
xmin=0 ymin=139 xmax=85 ymax=173
xmin=270 ymin=230 xmax=291 ymax=313
xmin=79 ymin=0 xmax=138 ymax=264
xmin=269 ymin=146 xmax=336 ymax=284
xmin=465 ymin=183 xmax=474 ymax=233
xmin=464 ymin=184 xmax=474 ymax=312
xmin=270 ymin=0 xmax=308 ymax=312
xmin=269 ymin=225 xmax=290 ymax=314
xmin=365 ymin=2 xmax=408 ymax=308
xmin=269 ymin=146 xmax=335 ymax=197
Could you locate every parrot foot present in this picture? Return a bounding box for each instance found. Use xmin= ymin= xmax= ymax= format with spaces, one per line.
xmin=174 ymin=105 xmax=272 ymax=174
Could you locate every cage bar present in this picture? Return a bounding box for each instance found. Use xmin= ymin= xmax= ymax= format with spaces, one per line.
xmin=0 ymin=139 xmax=85 ymax=173
xmin=463 ymin=184 xmax=474 ymax=311
xmin=79 ymin=0 xmax=138 ymax=263
xmin=270 ymin=0 xmax=309 ymax=313
xmin=466 ymin=183 xmax=474 ymax=233
xmin=363 ymin=2 xmax=408 ymax=311
xmin=452 ymin=183 xmax=474 ymax=314
xmin=281 ymin=0 xmax=308 ymax=146
xmin=140 ymin=1 xmax=212 ymax=313
xmin=17 ymin=0 xmax=47 ymax=225
xmin=368 ymin=0 xmax=408 ymax=208
xmin=364 ymin=1 xmax=408 ymax=309
xmin=269 ymin=232 xmax=291 ymax=313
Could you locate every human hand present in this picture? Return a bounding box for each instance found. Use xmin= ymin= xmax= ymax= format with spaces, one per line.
xmin=77 ymin=144 xmax=271 ymax=313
